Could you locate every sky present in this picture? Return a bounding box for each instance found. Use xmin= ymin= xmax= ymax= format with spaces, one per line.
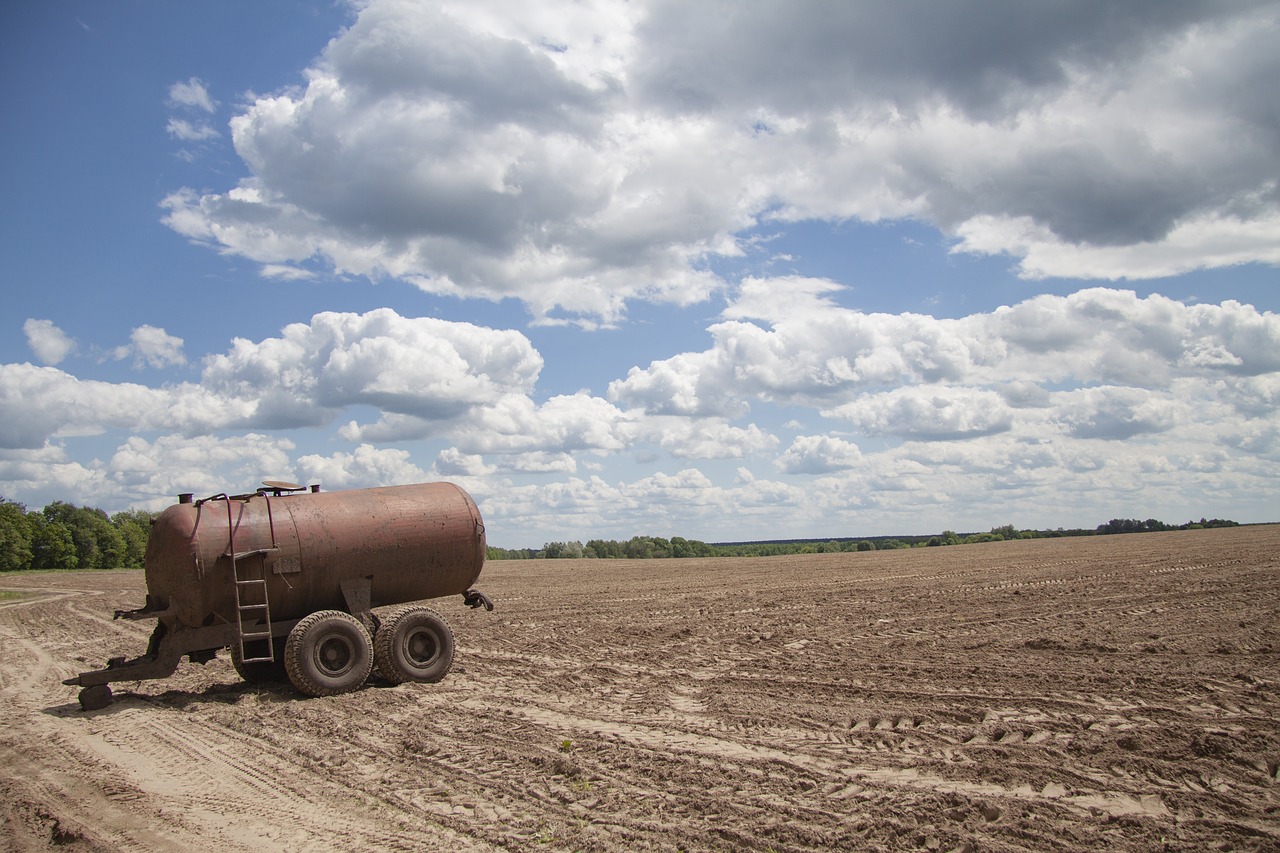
xmin=2 ymin=0 xmax=1278 ymax=548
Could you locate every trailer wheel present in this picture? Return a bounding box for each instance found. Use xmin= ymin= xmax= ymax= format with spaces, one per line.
xmin=374 ymin=605 xmax=455 ymax=684
xmin=78 ymin=684 xmax=112 ymax=711
xmin=285 ymin=610 xmax=373 ymax=697
xmin=230 ymin=637 xmax=288 ymax=683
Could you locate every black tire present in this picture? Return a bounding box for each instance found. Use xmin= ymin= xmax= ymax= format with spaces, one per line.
xmin=284 ymin=610 xmax=373 ymax=697
xmin=374 ymin=605 xmax=455 ymax=685
xmin=230 ymin=637 xmax=288 ymax=683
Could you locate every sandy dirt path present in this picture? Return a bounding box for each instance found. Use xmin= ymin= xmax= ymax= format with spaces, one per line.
xmin=2 ymin=525 xmax=1278 ymax=851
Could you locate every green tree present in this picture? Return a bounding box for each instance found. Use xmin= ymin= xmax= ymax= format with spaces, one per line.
xmin=667 ymin=536 xmax=714 ymax=558
xmin=31 ymin=519 xmax=78 ymax=569
xmin=585 ymin=539 xmax=624 ymax=558
xmin=621 ymin=535 xmax=675 ymax=558
xmin=43 ymin=502 xmax=126 ymax=569
xmin=487 ymin=545 xmax=536 ymax=559
xmin=541 ymin=541 xmax=584 ymax=558
xmin=110 ymin=509 xmax=154 ymax=568
xmin=0 ymin=499 xmax=36 ymax=572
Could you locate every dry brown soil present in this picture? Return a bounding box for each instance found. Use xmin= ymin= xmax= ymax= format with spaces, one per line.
xmin=2 ymin=525 xmax=1279 ymax=851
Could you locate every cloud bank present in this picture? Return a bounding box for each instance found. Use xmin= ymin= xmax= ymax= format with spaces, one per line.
xmin=160 ymin=0 xmax=1280 ymax=324
xmin=2 ymin=289 xmax=1276 ymax=538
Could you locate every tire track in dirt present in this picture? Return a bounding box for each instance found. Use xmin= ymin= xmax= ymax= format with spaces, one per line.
xmin=62 ymin=689 xmax=506 ymax=852
xmin=0 ymin=586 xmax=196 ymax=851
xmin=468 ymin=692 xmax=1177 ymax=826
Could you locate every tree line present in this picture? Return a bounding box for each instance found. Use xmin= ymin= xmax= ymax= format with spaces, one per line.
xmin=0 ymin=496 xmax=1241 ymax=571
xmin=1095 ymin=517 xmax=1237 ymax=535
xmin=0 ymin=498 xmax=153 ymax=572
xmin=489 ymin=517 xmax=1240 ymax=560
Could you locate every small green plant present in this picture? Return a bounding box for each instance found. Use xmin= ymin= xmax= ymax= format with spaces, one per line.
xmin=559 ymin=738 xmax=573 ymax=752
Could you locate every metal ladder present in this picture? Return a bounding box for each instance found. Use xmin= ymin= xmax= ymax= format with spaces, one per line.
xmin=219 ymin=494 xmax=278 ymax=663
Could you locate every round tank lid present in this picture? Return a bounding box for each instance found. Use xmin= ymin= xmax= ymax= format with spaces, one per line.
xmin=262 ymin=480 xmax=305 ymax=492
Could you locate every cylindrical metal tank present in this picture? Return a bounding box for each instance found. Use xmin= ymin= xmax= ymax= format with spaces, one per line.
xmin=144 ymin=482 xmax=486 ymax=630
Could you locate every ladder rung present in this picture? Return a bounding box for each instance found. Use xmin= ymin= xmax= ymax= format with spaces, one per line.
xmin=240 ymin=655 xmax=274 ymax=663
xmin=236 ymin=578 xmax=267 ymax=586
xmin=230 ymin=547 xmax=279 ymax=560
xmin=241 ymin=631 xmax=272 ymax=641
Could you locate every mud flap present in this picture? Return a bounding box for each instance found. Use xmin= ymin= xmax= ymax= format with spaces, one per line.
xmin=340 ymin=576 xmax=376 ymax=636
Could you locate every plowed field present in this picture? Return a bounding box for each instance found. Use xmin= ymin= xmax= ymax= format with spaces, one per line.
xmin=2 ymin=525 xmax=1278 ymax=851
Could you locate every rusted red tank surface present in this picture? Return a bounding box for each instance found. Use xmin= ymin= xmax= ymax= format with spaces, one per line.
xmin=146 ymin=481 xmax=486 ymax=629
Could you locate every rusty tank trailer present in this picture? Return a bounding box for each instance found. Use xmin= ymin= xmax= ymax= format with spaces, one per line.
xmin=64 ymin=481 xmax=493 ymax=710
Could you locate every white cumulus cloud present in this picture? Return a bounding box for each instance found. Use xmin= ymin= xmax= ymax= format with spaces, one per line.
xmin=111 ymin=325 xmax=187 ymax=369
xmin=296 ymin=444 xmax=430 ymax=490
xmin=827 ymin=387 xmax=1015 ymax=441
xmin=775 ymin=434 xmax=863 ymax=475
xmin=167 ymin=77 xmax=216 ymax=112
xmin=166 ymin=118 xmax=220 ymax=142
xmin=23 ymin=319 xmax=76 ymax=365
xmin=201 ymin=308 xmax=543 ymax=431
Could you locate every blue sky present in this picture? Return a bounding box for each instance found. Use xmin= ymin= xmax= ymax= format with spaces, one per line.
xmin=2 ymin=1 xmax=1278 ymax=547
